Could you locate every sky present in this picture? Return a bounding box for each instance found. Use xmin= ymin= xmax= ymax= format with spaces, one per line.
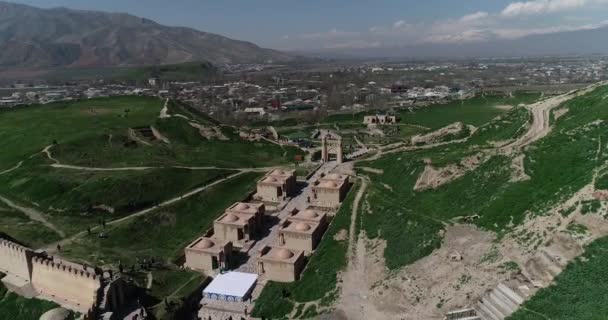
xmin=10 ymin=0 xmax=608 ymax=51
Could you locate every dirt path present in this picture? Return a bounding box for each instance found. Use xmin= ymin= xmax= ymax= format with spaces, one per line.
xmin=501 ymin=81 xmax=607 ymax=152
xmin=0 ymin=195 xmax=65 ymax=238
xmin=42 ymin=144 xmax=59 ymax=164
xmin=43 ymin=171 xmax=246 ymax=252
xmin=51 ymin=163 xmax=156 ymax=171
xmin=337 ymin=178 xmax=387 ymax=320
xmin=159 ymin=98 xmax=170 ymax=118
xmin=0 ymin=161 xmax=23 ymax=175
xmin=146 ymin=272 xmax=153 ymax=289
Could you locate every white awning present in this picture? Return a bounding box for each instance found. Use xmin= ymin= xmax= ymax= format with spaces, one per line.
xmin=203 ymin=272 xmax=258 ymax=301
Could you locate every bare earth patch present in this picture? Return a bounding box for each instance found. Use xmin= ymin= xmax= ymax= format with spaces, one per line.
xmin=359 ymin=167 xmax=384 ymax=175
xmin=553 ymin=107 xmax=569 ymax=120
xmin=510 ymin=154 xmax=531 ymax=182
xmin=334 ymin=229 xmax=348 ymax=241
xmin=189 ymin=122 xmax=229 ymax=140
xmin=411 ymin=122 xmax=468 ymax=145
xmin=414 ymin=153 xmax=486 ymax=191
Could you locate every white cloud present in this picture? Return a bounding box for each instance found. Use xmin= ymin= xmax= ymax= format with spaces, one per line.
xmin=501 ymin=0 xmax=587 ymax=17
xmin=301 ymin=28 xmax=359 ymax=40
xmin=325 ymin=40 xmax=382 ymax=49
xmin=494 ymin=20 xmax=608 ymax=38
xmin=393 ymin=20 xmax=407 ymax=29
xmin=460 ymin=11 xmax=489 ymax=22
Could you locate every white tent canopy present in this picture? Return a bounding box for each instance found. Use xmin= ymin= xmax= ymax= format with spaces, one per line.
xmin=203 ymin=272 xmax=258 ymax=302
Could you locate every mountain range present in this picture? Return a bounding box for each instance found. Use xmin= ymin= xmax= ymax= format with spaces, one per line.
xmin=0 ymin=1 xmax=293 ymax=69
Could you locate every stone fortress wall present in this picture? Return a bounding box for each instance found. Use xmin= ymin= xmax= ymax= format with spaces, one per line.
xmin=0 ymin=238 xmax=34 ymax=282
xmin=31 ymin=256 xmax=101 ymax=310
xmin=0 ymin=237 xmax=109 ymax=315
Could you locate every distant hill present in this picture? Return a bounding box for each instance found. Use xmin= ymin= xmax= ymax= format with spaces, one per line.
xmin=0 ymin=1 xmax=294 ymax=69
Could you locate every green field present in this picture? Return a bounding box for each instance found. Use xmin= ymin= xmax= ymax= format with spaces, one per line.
xmin=0 ymin=96 xmax=163 ymax=167
xmin=320 ymin=92 xmax=540 ymax=129
xmin=508 ymin=236 xmax=608 ymax=320
xmin=397 ymin=93 xmax=540 ymax=129
xmin=252 ymin=181 xmax=359 ymax=319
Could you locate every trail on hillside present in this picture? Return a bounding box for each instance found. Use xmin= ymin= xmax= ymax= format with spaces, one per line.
xmin=501 ymin=81 xmax=607 ymax=153
xmin=159 ymin=98 xmax=170 ymax=118
xmin=43 ymin=171 xmax=246 ymax=252
xmin=337 ymin=178 xmax=387 ymax=320
xmin=0 ymin=161 xmax=23 ymax=175
xmin=0 ymin=195 xmax=65 ymax=238
xmin=42 ymin=144 xmax=59 ymax=164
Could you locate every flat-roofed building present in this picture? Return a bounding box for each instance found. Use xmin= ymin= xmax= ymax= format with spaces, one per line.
xmin=256 ymin=169 xmax=297 ymax=202
xmin=256 ymin=246 xmax=305 ymax=282
xmin=311 ymin=173 xmax=350 ymax=208
xmin=185 ymin=237 xmax=232 ymax=274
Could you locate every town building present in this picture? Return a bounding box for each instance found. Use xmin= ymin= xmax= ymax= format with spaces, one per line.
xmin=185 ymin=237 xmax=233 ymax=274
xmin=311 ymin=173 xmax=350 ymax=208
xmin=256 ymin=169 xmax=297 ymax=202
xmin=256 ymin=246 xmax=305 ymax=282
xmin=363 ymin=114 xmax=399 ymax=125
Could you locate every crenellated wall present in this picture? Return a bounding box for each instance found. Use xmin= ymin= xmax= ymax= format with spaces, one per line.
xmin=0 ymin=239 xmax=34 ymax=281
xmin=31 ymin=256 xmax=102 ymax=311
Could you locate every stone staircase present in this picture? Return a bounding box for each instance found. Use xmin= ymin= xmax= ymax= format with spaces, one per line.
xmin=475 ymin=283 xmax=525 ymax=320
xmin=445 ymin=308 xmax=482 ymax=320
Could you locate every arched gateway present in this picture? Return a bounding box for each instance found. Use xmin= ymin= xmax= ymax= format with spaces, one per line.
xmin=321 ymin=135 xmax=343 ymax=163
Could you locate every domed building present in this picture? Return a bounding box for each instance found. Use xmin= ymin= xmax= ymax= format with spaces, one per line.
xmin=226 ymin=201 xmax=265 ymax=231
xmin=184 ymin=237 xmax=233 ymax=275
xmin=310 ymin=172 xmax=351 ymax=208
xmin=256 ymin=246 xmax=305 ymax=282
xmin=278 ymin=208 xmax=329 ymax=252
xmin=256 ymin=169 xmax=297 ymax=202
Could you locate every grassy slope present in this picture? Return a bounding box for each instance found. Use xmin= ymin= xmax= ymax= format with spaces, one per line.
xmin=0 ymin=96 xmax=301 ymax=246
xmin=508 ymin=236 xmax=608 ymax=320
xmin=0 ymin=157 xmax=231 ymax=237
xmin=0 ymin=207 xmax=61 ymax=248
xmin=252 ymin=181 xmax=359 ymax=319
xmin=61 ymin=172 xmax=262 ymax=266
xmin=0 ymin=96 xmax=163 ymax=169
xmin=51 ymin=108 xmax=303 ymax=169
xmin=355 ymin=86 xmax=608 ymax=270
